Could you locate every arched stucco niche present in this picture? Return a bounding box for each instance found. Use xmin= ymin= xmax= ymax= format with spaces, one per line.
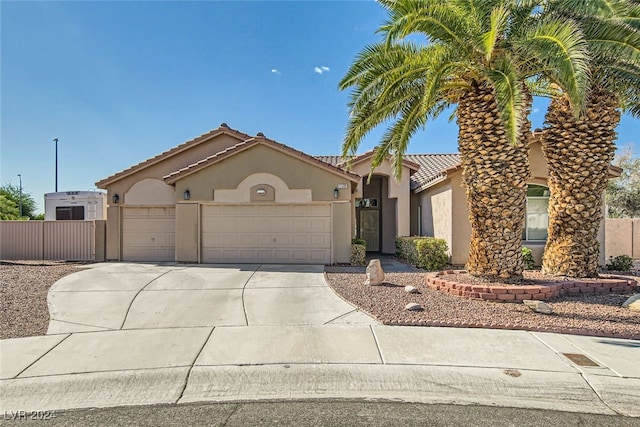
xmin=214 ymin=173 xmax=312 ymax=203
xmin=125 ymin=178 xmax=175 ymax=205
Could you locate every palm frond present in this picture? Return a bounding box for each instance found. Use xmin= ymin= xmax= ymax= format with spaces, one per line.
xmin=485 ymin=57 xmax=525 ymax=145
xmin=518 ymin=18 xmax=591 ymax=115
xmin=480 ymin=5 xmax=511 ymax=62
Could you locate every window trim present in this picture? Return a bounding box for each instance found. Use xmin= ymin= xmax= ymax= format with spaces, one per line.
xmin=523 ymin=189 xmax=549 ymax=242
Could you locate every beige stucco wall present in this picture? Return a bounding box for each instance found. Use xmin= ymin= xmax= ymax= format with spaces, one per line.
xmin=418 ymin=181 xmax=453 ymax=257
xmin=101 ymin=133 xmax=244 ymax=204
xmin=169 ymin=143 xmax=357 ymax=264
xmin=106 ymin=206 xmax=121 ymax=260
xmin=125 ymin=178 xmax=175 ymax=205
xmin=419 ymin=141 xmax=610 ymax=267
xmin=380 ymin=178 xmax=397 ymax=253
xmin=349 ymin=159 xmax=412 ymax=240
xmin=175 ymin=203 xmax=199 ymax=263
xmin=94 ymin=220 xmax=106 ymax=262
xmin=174 ymin=145 xmax=353 ymax=203
xmin=100 ymin=137 xmax=360 ymax=264
xmin=332 ymin=202 xmax=352 ymax=263
xmin=604 ymin=217 xmax=639 ymax=260
xmin=605 ymin=219 xmax=631 ymax=259
xmin=448 ymin=173 xmax=471 ymax=266
xmin=529 ymin=140 xmax=548 ymax=181
xmin=213 ymin=173 xmax=312 ymax=204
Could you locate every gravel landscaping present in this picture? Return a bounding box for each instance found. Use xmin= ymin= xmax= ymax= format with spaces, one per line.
xmin=0 ymin=261 xmax=91 ymax=339
xmin=325 ymin=270 xmax=640 ymax=339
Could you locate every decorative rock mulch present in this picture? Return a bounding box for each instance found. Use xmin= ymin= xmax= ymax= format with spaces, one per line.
xmin=426 ymin=270 xmax=638 ymax=302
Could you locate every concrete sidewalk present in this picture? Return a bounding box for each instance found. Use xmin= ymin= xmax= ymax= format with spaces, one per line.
xmin=2 ymin=325 xmax=639 ymax=416
xmin=1 ymin=262 xmax=639 ymax=417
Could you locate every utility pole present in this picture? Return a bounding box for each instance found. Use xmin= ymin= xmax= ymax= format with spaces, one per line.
xmin=53 ymin=137 xmax=59 ymax=192
xmin=18 ymin=174 xmax=23 ymax=217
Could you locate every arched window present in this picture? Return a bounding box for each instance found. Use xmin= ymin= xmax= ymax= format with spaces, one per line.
xmin=523 ymin=184 xmax=549 ymax=241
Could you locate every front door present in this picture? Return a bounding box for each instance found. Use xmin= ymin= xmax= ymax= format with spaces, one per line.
xmin=360 ymin=209 xmax=380 ymax=252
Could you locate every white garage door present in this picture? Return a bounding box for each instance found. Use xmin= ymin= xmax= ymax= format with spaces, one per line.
xmin=201 ymin=204 xmax=331 ymax=264
xmin=122 ymin=207 xmax=175 ymax=261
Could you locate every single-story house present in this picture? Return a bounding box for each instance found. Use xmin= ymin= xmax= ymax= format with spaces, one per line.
xmin=96 ymin=123 xmax=619 ymax=265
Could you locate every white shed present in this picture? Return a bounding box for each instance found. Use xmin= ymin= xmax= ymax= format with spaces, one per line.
xmin=44 ymin=191 xmax=107 ymax=221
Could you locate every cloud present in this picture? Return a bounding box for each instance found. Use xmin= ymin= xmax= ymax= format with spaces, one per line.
xmin=314 ymin=66 xmax=330 ymax=74
xmin=532 ymin=108 xmax=540 ymax=114
xmin=271 ymin=69 xmax=281 ymax=75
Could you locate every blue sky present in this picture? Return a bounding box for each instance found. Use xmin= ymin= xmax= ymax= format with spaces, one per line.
xmin=2 ymin=0 xmax=639 ymax=213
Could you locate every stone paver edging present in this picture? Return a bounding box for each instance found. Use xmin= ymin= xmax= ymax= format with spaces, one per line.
xmin=426 ymin=270 xmax=638 ymax=302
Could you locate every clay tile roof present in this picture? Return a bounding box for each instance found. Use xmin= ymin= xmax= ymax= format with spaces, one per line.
xmin=316 ymin=153 xmax=460 ymax=193
xmin=333 ymin=150 xmax=421 ymax=171
xmin=315 ymin=155 xmax=343 ymax=166
xmin=163 ymin=134 xmax=361 ymax=184
xmin=96 ymin=124 xmax=254 ymax=188
xmin=404 ymin=154 xmax=461 ymax=192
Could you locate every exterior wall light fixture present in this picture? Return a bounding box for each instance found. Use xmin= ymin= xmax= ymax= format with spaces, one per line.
xmin=183 ymin=189 xmax=191 ymax=200
xmin=112 ymin=194 xmax=120 ymax=204
xmin=333 ymin=188 xmax=339 ymax=199
xmin=256 ymin=189 xmax=266 ymax=196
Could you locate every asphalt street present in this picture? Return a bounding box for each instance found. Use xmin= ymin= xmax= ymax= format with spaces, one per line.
xmin=2 ymin=401 xmax=640 ymax=427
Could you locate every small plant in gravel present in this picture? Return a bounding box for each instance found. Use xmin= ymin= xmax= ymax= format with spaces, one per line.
xmin=350 ymin=238 xmax=366 ymax=266
xmin=607 ymin=255 xmax=634 ymax=272
xmin=522 ymin=247 xmax=536 ymax=270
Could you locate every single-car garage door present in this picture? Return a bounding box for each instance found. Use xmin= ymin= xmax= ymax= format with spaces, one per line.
xmin=122 ymin=207 xmax=175 ymax=261
xmin=201 ymin=204 xmax=331 ymax=264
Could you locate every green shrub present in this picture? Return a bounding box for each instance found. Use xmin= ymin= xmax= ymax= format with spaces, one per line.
xmin=396 ymin=236 xmax=449 ymax=270
xmin=522 ymin=247 xmax=535 ymax=270
xmin=607 ymin=255 xmax=634 ymax=271
xmin=395 ymin=236 xmax=419 ymax=265
xmin=350 ymin=239 xmax=366 ymax=266
xmin=415 ymin=238 xmax=449 ymax=270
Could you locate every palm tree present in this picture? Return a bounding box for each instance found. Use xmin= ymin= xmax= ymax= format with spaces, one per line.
xmin=541 ymin=0 xmax=640 ymax=277
xmin=340 ymin=0 xmax=589 ymax=282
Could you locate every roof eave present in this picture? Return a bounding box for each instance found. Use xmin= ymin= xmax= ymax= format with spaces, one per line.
xmin=338 ymin=152 xmax=421 ymax=172
xmin=163 ymin=138 xmax=361 ymax=185
xmin=95 ymin=126 xmax=251 ymax=188
xmin=412 ymin=174 xmax=449 ymax=194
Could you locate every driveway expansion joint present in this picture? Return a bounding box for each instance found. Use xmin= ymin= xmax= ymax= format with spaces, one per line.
xmin=47 ymin=319 xmax=113 ymax=331
xmin=579 ymin=372 xmax=625 ymax=416
xmin=369 ymin=325 xmax=386 ymax=364
xmin=12 ymin=334 xmax=71 ymax=379
xmin=322 ymin=309 xmax=358 ymax=325
xmin=119 ymin=267 xmax=189 ymax=330
xmin=241 ymin=266 xmax=261 ymax=326
xmin=176 ymin=326 xmax=216 ymax=403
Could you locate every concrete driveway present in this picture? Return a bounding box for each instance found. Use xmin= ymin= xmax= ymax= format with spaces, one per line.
xmin=46 ymin=263 xmax=375 ymax=334
xmin=4 ymin=262 xmax=639 ymax=417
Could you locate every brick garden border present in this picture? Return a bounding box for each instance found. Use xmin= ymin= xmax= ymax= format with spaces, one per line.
xmin=426 ymin=270 xmax=638 ymax=302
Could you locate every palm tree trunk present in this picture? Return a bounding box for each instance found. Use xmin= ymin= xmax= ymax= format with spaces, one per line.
xmin=458 ymin=82 xmax=531 ymax=282
xmin=541 ymin=87 xmax=620 ymax=277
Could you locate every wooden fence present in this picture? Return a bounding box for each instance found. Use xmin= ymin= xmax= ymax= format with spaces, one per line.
xmin=0 ymin=220 xmax=106 ymax=261
xmin=1 ymin=218 xmax=634 ymax=263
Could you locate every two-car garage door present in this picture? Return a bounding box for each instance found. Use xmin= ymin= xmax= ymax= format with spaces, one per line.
xmin=201 ymin=204 xmax=331 ymax=264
